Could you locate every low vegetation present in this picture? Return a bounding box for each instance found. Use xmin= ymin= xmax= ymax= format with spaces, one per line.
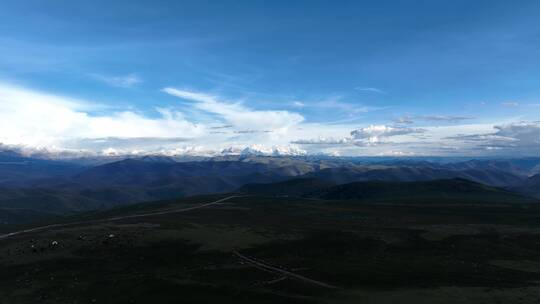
xmin=1 ymin=187 xmax=540 ymax=303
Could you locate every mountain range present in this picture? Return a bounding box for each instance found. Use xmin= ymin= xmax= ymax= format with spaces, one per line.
xmin=1 ymin=150 xmax=540 ymax=224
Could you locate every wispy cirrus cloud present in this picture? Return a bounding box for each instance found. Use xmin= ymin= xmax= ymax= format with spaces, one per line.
xmin=90 ymin=73 xmax=141 ymax=88
xmin=292 ymin=96 xmax=383 ymax=115
xmin=234 ymin=130 xmax=273 ymax=134
xmin=292 ymin=101 xmax=305 ymax=107
xmin=355 ymin=87 xmax=387 ymax=94
xmin=63 ymin=136 xmax=190 ymax=151
xmin=419 ymin=115 xmax=475 ymax=122
xmin=396 ymin=115 xmax=475 ymax=124
xmin=210 ymin=124 xmax=234 ymax=129
xmin=395 ymin=116 xmax=414 ymax=124
xmin=501 ymin=101 xmax=520 ymax=107
xmin=291 ymin=137 xmax=351 ymax=145
xmin=162 ymin=88 xmax=304 ymax=131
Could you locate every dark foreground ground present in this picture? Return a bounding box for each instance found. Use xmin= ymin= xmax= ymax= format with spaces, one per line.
xmin=1 ymin=194 xmax=540 ymax=303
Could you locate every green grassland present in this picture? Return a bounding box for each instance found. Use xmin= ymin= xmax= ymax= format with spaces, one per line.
xmin=1 ymin=194 xmax=540 ymax=303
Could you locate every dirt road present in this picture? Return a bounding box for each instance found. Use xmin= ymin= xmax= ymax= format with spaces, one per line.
xmin=233 ymin=250 xmax=339 ymax=289
xmin=0 ymin=195 xmax=242 ymax=241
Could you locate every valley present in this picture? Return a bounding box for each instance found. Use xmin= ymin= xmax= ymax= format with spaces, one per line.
xmin=2 ymin=152 xmax=540 ymax=303
xmin=1 ymin=186 xmax=540 ymax=303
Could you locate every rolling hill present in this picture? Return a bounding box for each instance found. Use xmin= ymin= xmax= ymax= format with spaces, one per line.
xmin=519 ymin=174 xmax=540 ymax=198
xmin=316 ymin=178 xmax=533 ymax=203
xmin=0 ymin=154 xmax=538 ymax=221
xmin=0 ymin=151 xmax=85 ymax=185
xmin=238 ymin=178 xmax=335 ymax=196
xmin=302 ymin=165 xmax=525 ymax=187
xmin=239 ymin=178 xmax=535 ymax=204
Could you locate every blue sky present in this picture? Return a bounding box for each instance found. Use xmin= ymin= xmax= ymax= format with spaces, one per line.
xmin=1 ymin=0 xmax=540 ymax=156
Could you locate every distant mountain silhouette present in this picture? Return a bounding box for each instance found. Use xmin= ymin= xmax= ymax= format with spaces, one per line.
xmin=0 ymin=154 xmax=539 ymax=221
xmin=518 ymin=173 xmax=540 ymax=198
xmin=0 ymin=151 xmax=84 ymax=185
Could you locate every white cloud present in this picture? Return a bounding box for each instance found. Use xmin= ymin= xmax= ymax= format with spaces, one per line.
xmin=2 ymin=82 xmax=538 ymax=157
xmin=395 ymin=116 xmax=414 ymax=124
xmin=417 ymin=115 xmax=475 ymax=122
xmin=376 ymin=150 xmax=417 ymax=156
xmin=162 ymin=88 xmax=304 ymax=131
xmin=63 ymin=137 xmax=190 ymax=151
xmin=0 ymin=83 xmax=203 ymax=148
xmin=355 ymin=87 xmax=387 ymax=94
xmin=291 ymin=137 xmax=351 ymax=145
xmin=395 ymin=115 xmax=474 ymax=124
xmin=0 ymin=83 xmax=316 ymax=156
xmin=493 ymin=121 xmax=540 ymax=141
xmin=350 ymin=125 xmax=425 ymax=143
xmin=444 ymin=121 xmax=540 ymax=155
xmin=292 ymin=101 xmax=305 ymax=107
xmin=221 ymin=144 xmax=307 ymax=156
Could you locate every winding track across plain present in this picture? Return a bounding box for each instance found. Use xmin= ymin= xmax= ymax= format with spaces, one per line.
xmin=0 ymin=195 xmax=243 ymax=241
xmin=0 ymin=195 xmax=340 ymax=289
xmin=233 ymin=250 xmax=339 ymax=289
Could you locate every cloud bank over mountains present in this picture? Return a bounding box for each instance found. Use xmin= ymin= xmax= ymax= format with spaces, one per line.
xmin=0 ymin=83 xmax=204 ymax=147
xmin=445 ymin=121 xmax=540 ymax=153
xmin=350 ymin=125 xmax=426 ymax=143
xmin=0 ymin=82 xmax=539 ymax=158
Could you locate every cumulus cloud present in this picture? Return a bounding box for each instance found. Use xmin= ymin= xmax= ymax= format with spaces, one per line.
xmin=0 ymin=83 xmax=312 ymax=155
xmin=350 ymin=125 xmax=425 ymax=143
xmin=0 ymin=83 xmax=316 ymax=156
xmin=444 ymin=121 xmax=540 ymax=154
xmin=0 ymin=83 xmax=203 ymax=149
xmin=493 ymin=122 xmax=540 ymax=143
xmin=292 ymin=125 xmax=429 ymax=150
xmin=2 ymin=82 xmax=537 ymax=157
xmin=220 ymin=144 xmax=307 ymax=156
